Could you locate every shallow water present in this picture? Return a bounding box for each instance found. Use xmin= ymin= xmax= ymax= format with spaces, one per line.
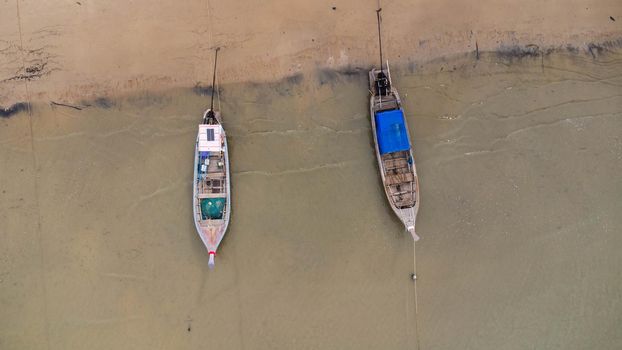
xmin=1 ymin=50 xmax=621 ymax=349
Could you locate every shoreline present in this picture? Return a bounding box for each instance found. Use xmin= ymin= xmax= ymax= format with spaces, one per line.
xmin=2 ymin=38 xmax=621 ymax=116
xmin=1 ymin=0 xmax=621 ymax=108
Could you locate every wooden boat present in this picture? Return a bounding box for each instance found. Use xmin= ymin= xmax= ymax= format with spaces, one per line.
xmin=369 ymin=9 xmax=420 ymax=241
xmin=192 ymin=48 xmax=231 ymax=268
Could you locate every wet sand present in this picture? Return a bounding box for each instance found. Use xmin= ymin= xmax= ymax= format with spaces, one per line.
xmin=1 ymin=50 xmax=621 ymax=349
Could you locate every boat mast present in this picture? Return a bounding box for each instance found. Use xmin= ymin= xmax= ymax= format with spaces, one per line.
xmin=374 ymin=6 xmax=391 ymax=97
xmin=376 ymin=8 xmax=384 ymax=72
xmin=205 ymin=47 xmax=220 ymax=124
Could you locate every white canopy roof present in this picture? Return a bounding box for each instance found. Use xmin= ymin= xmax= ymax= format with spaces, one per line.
xmin=198 ymin=124 xmax=222 ymax=152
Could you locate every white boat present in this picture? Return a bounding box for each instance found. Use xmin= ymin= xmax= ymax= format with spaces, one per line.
xmin=369 ymin=9 xmax=420 ymax=241
xmin=192 ymin=48 xmax=231 ymax=268
xmin=193 ymin=109 xmax=231 ymax=268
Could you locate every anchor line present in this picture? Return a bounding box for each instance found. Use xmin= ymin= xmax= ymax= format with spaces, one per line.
xmin=16 ymin=2 xmax=50 ymax=348
xmin=413 ymin=242 xmax=421 ymax=350
xmin=199 ymin=0 xmax=214 ymax=88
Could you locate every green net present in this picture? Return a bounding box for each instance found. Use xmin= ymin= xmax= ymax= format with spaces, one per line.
xmin=200 ymin=198 xmax=226 ymax=220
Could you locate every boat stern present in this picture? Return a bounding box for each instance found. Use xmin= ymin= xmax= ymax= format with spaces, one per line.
xmin=407 ymin=226 xmax=420 ymax=242
xmin=208 ymin=251 xmax=216 ymax=269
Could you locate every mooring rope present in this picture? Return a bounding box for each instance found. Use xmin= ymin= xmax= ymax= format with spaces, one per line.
xmin=206 ymin=0 xmax=213 ymax=44
xmin=15 ymin=0 xmax=31 ymax=116
xmin=202 ymin=0 xmax=214 ymax=86
xmin=16 ymin=3 xmax=53 ymax=349
xmin=413 ymin=242 xmax=421 ymax=350
xmin=204 ymin=0 xmax=221 ymax=114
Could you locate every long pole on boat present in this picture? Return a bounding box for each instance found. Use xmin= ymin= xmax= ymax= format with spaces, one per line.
xmin=203 ymin=47 xmax=220 ymax=123
xmin=376 ymin=8 xmax=384 ymax=71
xmin=209 ymin=47 xmax=220 ymax=113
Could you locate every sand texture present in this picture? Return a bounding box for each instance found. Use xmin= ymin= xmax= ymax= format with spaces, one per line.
xmin=1 ymin=50 xmax=621 ymax=349
xmin=1 ymin=0 xmax=621 ymax=106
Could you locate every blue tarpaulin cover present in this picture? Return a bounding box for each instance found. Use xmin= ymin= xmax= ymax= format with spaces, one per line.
xmin=375 ymin=109 xmax=411 ymax=155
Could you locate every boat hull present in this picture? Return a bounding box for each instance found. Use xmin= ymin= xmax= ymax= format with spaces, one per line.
xmin=369 ymin=66 xmax=420 ymax=241
xmin=192 ymin=110 xmax=231 ymax=266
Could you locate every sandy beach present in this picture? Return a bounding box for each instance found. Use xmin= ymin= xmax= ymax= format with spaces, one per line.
xmin=1 ymin=0 xmax=621 ymax=106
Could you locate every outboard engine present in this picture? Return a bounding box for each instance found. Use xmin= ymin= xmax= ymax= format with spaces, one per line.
xmin=204 ymin=109 xmax=217 ymax=125
xmin=375 ymin=71 xmax=391 ymax=96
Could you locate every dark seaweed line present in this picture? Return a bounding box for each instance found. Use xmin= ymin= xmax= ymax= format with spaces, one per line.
xmin=0 ymin=102 xmax=31 ymax=118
